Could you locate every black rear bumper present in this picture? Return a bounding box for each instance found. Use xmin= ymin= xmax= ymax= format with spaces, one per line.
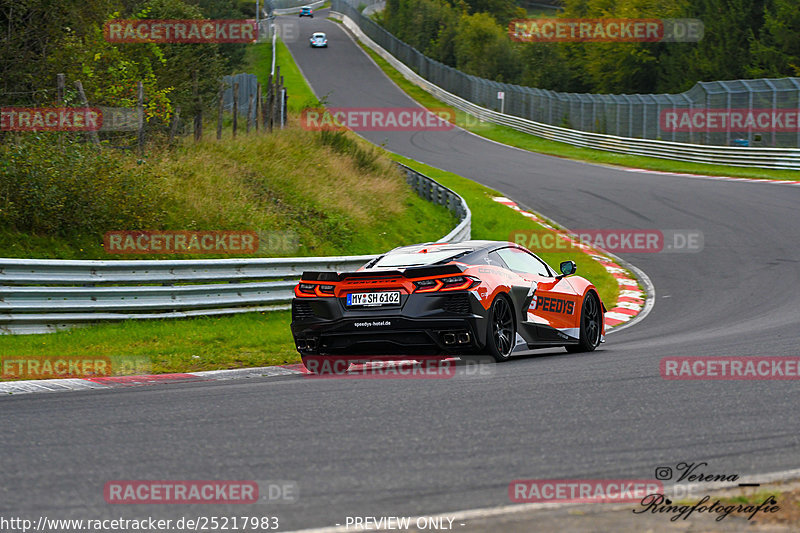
xmin=290 ymin=291 xmax=488 ymax=356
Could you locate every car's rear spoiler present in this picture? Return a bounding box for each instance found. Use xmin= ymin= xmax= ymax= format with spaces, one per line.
xmin=301 ymin=264 xmax=464 ymax=282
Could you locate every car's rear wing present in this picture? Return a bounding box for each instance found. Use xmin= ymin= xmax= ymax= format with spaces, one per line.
xmin=301 ymin=264 xmax=464 ymax=282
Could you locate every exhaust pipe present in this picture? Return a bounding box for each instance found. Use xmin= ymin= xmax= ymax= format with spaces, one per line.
xmin=457 ymin=332 xmax=470 ymax=344
xmin=443 ymin=333 xmax=456 ymax=345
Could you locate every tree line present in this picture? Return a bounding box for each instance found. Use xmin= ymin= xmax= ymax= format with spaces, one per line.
xmin=0 ymin=0 xmax=253 ymax=125
xmin=381 ymin=0 xmax=800 ymax=95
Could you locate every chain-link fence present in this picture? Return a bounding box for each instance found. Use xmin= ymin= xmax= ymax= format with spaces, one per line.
xmin=334 ymin=0 xmax=800 ymax=148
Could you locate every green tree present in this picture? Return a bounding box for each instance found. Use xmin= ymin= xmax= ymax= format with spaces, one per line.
xmin=747 ymin=0 xmax=800 ymax=77
xmin=454 ymin=12 xmax=521 ymax=82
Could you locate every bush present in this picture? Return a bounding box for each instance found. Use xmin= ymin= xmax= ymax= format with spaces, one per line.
xmin=0 ymin=135 xmax=167 ymax=236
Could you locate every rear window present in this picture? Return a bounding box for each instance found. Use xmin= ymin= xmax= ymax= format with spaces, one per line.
xmin=370 ymin=249 xmax=471 ymax=268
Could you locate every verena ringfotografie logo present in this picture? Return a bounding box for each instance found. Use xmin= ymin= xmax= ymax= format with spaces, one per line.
xmin=301 ymin=108 xmax=454 ymax=132
xmin=509 ymin=479 xmax=663 ymax=503
xmin=104 ymin=20 xmax=256 ymax=43
xmin=104 ymin=231 xmax=258 ymax=254
xmin=511 ymin=229 xmax=703 ymax=254
xmin=661 ymin=109 xmax=800 ymax=132
xmin=509 ymin=19 xmax=703 ymax=43
xmin=104 ymin=480 xmax=298 ymax=504
xmin=661 ymin=357 xmax=800 ymax=380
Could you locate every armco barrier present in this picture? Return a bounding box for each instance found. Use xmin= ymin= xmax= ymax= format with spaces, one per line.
xmin=331 ymin=2 xmax=800 ymax=170
xmin=0 ymin=164 xmax=469 ymax=334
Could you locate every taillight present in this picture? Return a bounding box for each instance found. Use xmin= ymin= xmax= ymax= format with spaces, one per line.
xmin=440 ymin=276 xmax=475 ymax=291
xmin=413 ymin=279 xmax=441 ymax=293
xmin=413 ymin=276 xmax=477 ymax=293
xmin=298 ymin=283 xmax=316 ymax=294
xmin=297 ymin=282 xmax=336 ymax=297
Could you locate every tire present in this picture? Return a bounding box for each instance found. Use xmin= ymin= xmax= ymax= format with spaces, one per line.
xmin=566 ymin=291 xmax=602 ymax=353
xmin=486 ymin=294 xmax=516 ymax=362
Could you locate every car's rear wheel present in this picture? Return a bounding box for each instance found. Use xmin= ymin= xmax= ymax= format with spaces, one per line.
xmin=566 ymin=291 xmax=602 ymax=353
xmin=486 ymin=295 xmax=515 ymax=362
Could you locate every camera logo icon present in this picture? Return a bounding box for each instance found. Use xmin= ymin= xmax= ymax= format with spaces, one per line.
xmin=655 ymin=467 xmax=673 ymax=480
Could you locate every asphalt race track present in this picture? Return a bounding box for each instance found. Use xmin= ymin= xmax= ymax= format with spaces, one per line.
xmin=2 ymin=9 xmax=800 ymax=532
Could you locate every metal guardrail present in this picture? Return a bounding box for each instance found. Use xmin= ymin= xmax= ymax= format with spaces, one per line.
xmin=332 ymin=3 xmax=800 ymax=170
xmin=0 ymin=164 xmax=469 ymax=334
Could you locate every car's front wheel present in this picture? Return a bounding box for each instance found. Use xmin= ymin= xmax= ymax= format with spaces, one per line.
xmin=486 ymin=294 xmax=516 ymax=362
xmin=566 ymin=291 xmax=602 ymax=353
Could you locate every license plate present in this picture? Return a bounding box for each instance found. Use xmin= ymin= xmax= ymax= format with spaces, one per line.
xmin=346 ymin=291 xmax=400 ymax=307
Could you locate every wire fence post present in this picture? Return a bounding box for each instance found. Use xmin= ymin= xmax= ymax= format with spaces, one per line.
xmin=193 ymin=70 xmax=202 ymax=142
xmin=232 ymin=81 xmax=239 ymax=138
xmin=255 ymin=82 xmax=261 ymax=132
xmin=136 ymin=81 xmax=145 ymax=154
xmin=73 ymin=80 xmax=101 ymax=148
xmin=217 ymin=81 xmax=224 ymax=140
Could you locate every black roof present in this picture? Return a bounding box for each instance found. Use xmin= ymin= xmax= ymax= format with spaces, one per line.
xmin=384 ymin=240 xmax=508 ymax=255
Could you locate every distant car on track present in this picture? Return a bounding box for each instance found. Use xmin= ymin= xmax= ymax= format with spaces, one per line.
xmin=291 ymin=240 xmax=605 ymax=370
xmin=299 ymin=6 xmax=313 ymax=17
xmin=309 ymin=32 xmax=327 ymax=47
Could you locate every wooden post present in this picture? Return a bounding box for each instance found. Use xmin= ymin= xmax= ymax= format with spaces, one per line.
xmin=57 ymin=74 xmax=65 ymax=106
xmin=265 ymin=74 xmax=273 ymax=132
xmin=169 ymin=105 xmax=181 ymax=142
xmin=271 ymin=71 xmax=280 ymax=131
xmin=136 ymin=81 xmax=145 ymax=154
xmin=280 ymin=75 xmax=285 ymax=128
xmin=255 ymin=83 xmax=261 ymax=132
xmin=246 ymin=93 xmax=254 ymax=134
xmin=74 ymin=80 xmax=100 ymax=147
xmin=193 ymin=70 xmax=202 ymax=142
xmin=232 ymin=81 xmax=239 ymax=138
xmin=56 ymin=74 xmax=65 ymax=147
xmin=217 ymin=81 xmax=224 ymax=140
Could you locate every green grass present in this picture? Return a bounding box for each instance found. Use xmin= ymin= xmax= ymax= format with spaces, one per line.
xmin=245 ymin=37 xmax=319 ymax=113
xmin=388 ymin=154 xmax=619 ymax=309
xmin=0 ymin=312 xmax=299 ymax=376
xmin=357 ymin=41 xmax=800 ymax=181
xmin=0 ymin=129 xmax=456 ymax=259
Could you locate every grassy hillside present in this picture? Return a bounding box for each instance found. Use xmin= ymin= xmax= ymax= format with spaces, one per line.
xmin=0 ymin=128 xmax=456 ymax=259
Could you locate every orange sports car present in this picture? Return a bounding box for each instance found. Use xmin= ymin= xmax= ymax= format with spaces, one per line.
xmin=291 ymin=240 xmax=605 ymax=368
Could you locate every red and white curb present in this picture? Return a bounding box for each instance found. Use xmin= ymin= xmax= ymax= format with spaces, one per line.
xmin=0 ymin=360 xmax=453 ymax=396
xmin=0 ymin=366 xmax=303 ymax=396
xmin=621 ymin=167 xmax=800 ymax=186
xmin=492 ymin=197 xmax=646 ymax=329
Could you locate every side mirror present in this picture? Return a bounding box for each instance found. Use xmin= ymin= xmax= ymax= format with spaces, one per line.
xmin=558 ymin=260 xmax=577 ymax=278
